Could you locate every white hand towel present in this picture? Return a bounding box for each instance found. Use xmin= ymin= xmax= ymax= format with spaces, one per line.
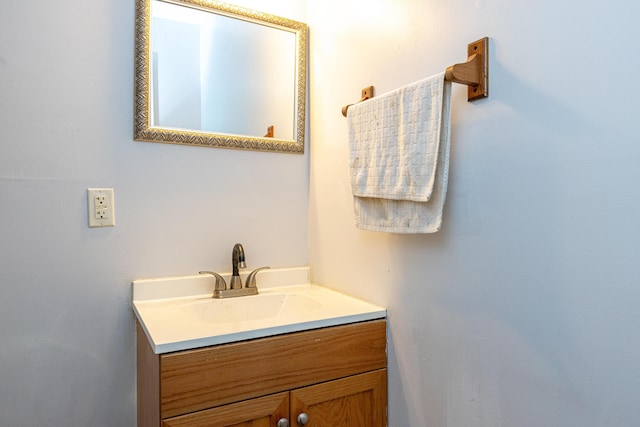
xmin=348 ymin=72 xmax=452 ymax=233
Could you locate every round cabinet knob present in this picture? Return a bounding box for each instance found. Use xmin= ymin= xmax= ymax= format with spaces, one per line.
xmin=277 ymin=418 xmax=290 ymax=427
xmin=296 ymin=412 xmax=309 ymax=426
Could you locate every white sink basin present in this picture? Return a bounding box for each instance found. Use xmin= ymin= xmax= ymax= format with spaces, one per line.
xmin=133 ymin=267 xmax=386 ymax=354
xmin=179 ymin=293 xmax=323 ymax=324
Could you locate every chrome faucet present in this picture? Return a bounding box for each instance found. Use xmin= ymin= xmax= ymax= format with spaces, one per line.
xmin=199 ymin=243 xmax=270 ymax=299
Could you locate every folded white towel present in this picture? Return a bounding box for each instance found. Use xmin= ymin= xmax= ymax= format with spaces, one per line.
xmin=349 ymin=73 xmax=447 ymax=202
xmin=348 ymin=72 xmax=452 ymax=233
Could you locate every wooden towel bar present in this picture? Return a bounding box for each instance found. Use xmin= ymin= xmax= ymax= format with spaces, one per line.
xmin=342 ymin=37 xmax=488 ymax=117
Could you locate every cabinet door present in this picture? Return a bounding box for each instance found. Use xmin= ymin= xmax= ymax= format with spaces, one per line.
xmin=290 ymin=369 xmax=387 ymax=427
xmin=162 ymin=392 xmax=289 ymax=427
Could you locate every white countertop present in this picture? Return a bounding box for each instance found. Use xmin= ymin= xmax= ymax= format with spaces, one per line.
xmin=133 ymin=267 xmax=386 ymax=354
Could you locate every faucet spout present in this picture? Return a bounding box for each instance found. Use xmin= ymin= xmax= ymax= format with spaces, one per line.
xmin=230 ymin=243 xmax=246 ymax=289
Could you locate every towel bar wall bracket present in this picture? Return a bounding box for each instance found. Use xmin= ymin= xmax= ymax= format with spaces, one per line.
xmin=342 ymin=86 xmax=374 ymax=117
xmin=444 ymin=37 xmax=489 ymax=101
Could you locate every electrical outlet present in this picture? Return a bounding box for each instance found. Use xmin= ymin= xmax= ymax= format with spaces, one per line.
xmin=88 ymin=188 xmax=115 ymax=227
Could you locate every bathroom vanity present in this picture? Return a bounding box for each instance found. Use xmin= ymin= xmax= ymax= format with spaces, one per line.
xmin=133 ymin=268 xmax=387 ymax=426
xmin=137 ymin=319 xmax=386 ymax=426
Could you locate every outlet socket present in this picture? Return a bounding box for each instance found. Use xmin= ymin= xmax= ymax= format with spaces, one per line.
xmin=88 ymin=188 xmax=115 ymax=227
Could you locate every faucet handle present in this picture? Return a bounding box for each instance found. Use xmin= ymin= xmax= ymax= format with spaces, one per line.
xmin=199 ymin=271 xmax=227 ymax=292
xmin=245 ymin=266 xmax=270 ymax=289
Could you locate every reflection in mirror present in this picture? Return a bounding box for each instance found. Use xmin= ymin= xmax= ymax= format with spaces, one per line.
xmin=134 ymin=0 xmax=307 ymax=153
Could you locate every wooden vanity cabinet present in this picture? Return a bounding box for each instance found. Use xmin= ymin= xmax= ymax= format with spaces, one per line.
xmin=137 ymin=319 xmax=387 ymax=427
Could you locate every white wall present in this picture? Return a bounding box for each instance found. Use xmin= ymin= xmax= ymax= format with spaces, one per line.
xmin=0 ymin=1 xmax=307 ymax=426
xmin=153 ymin=17 xmax=202 ymax=129
xmin=202 ymin=15 xmax=296 ymax=138
xmin=308 ymin=0 xmax=640 ymax=426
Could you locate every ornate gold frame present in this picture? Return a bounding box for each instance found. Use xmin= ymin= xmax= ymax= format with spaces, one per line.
xmin=134 ymin=0 xmax=307 ymax=153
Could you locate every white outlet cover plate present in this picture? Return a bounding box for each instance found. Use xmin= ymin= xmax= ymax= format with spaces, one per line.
xmin=88 ymin=188 xmax=115 ymax=227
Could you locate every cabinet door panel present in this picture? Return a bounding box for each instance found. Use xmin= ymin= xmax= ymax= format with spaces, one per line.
xmin=163 ymin=392 xmax=288 ymax=427
xmin=290 ymin=369 xmax=387 ymax=427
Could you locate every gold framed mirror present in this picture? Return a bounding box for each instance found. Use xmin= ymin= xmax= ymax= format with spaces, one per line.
xmin=134 ymin=0 xmax=307 ymax=153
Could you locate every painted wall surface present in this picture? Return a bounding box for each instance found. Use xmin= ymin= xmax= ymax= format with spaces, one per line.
xmin=201 ymin=15 xmax=297 ymax=138
xmin=308 ymin=0 xmax=640 ymax=426
xmin=152 ymin=17 xmax=202 ymax=129
xmin=0 ymin=1 xmax=307 ymax=426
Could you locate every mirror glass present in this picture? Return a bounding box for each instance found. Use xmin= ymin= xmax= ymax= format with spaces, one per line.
xmin=134 ymin=0 xmax=307 ymax=153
